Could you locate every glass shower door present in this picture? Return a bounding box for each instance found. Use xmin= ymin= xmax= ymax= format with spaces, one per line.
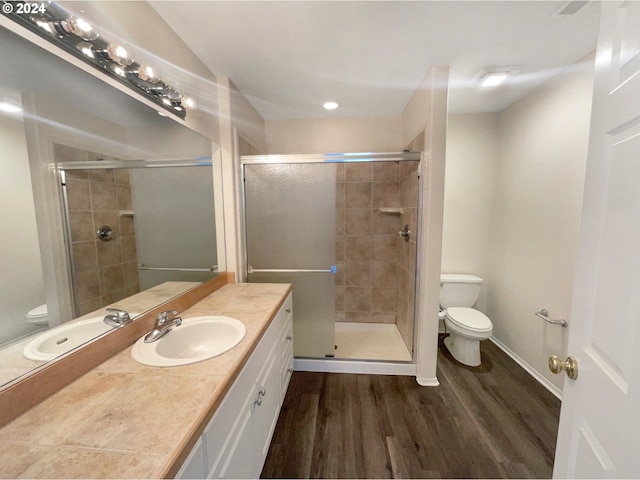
xmin=244 ymin=162 xmax=336 ymax=358
xmin=130 ymin=166 xmax=217 ymax=289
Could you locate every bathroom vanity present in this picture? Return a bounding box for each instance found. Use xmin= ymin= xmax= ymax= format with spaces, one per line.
xmin=0 ymin=282 xmax=293 ymax=479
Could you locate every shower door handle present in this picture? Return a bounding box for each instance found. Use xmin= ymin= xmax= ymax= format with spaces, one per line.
xmin=248 ymin=266 xmax=337 ymax=274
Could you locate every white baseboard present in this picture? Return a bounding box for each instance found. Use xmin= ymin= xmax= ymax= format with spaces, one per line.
xmin=489 ymin=336 xmax=562 ymax=401
xmin=294 ymin=358 xmax=417 ymax=376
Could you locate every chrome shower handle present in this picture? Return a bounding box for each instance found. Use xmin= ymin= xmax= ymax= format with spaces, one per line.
xmin=398 ymin=224 xmax=410 ymax=242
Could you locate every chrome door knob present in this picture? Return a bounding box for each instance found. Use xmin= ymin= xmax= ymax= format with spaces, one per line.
xmin=548 ymin=355 xmax=578 ymax=380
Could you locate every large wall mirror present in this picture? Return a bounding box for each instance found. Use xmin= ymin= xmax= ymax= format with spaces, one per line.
xmin=0 ymin=25 xmax=224 ymax=389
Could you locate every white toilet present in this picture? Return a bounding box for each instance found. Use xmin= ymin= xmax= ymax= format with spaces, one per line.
xmin=440 ymin=274 xmax=493 ymax=367
xmin=27 ymin=304 xmax=49 ymax=326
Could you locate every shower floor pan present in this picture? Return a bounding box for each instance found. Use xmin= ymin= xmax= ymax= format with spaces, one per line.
xmin=334 ymin=322 xmax=412 ymax=362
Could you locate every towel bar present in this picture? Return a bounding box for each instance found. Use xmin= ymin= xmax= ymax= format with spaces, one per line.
xmin=535 ymin=309 xmax=567 ymax=327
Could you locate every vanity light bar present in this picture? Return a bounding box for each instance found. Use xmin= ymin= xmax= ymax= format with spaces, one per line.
xmin=1 ymin=0 xmax=195 ymax=119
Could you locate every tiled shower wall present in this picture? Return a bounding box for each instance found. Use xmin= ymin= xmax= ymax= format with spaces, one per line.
xmin=56 ymin=145 xmax=140 ymax=316
xmin=334 ymin=160 xmax=418 ymax=352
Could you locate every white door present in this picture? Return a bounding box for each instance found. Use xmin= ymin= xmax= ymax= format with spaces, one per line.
xmin=553 ymin=2 xmax=640 ymax=477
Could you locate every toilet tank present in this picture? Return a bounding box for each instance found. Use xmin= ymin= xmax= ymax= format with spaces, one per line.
xmin=440 ymin=274 xmax=483 ymax=308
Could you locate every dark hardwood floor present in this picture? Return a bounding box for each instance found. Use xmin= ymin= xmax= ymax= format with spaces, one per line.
xmin=261 ymin=337 xmax=561 ymax=479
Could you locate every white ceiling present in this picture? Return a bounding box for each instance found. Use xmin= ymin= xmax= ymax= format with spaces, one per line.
xmin=151 ymin=1 xmax=601 ymax=120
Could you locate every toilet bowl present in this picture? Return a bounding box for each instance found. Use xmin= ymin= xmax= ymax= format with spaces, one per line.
xmin=27 ymin=304 xmax=49 ymax=326
xmin=440 ymin=274 xmax=493 ymax=367
xmin=442 ymin=307 xmax=492 ymax=367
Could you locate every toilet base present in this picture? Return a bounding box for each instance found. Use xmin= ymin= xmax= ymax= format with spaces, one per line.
xmin=444 ymin=334 xmax=482 ymax=367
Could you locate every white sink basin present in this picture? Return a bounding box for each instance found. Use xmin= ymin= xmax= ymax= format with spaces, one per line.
xmin=23 ymin=314 xmax=135 ymax=361
xmin=131 ymin=316 xmax=246 ymax=367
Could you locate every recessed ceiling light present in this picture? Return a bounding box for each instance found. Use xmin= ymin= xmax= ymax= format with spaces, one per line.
xmin=480 ymin=72 xmax=509 ymax=88
xmin=323 ymin=101 xmax=339 ymax=110
xmin=474 ymin=67 xmax=519 ymax=89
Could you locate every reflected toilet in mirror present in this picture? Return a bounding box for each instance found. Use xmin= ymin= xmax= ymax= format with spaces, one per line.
xmin=26 ymin=304 xmax=48 ymax=326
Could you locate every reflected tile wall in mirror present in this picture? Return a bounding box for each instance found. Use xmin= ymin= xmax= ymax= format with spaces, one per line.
xmin=59 ymin=144 xmax=140 ymax=316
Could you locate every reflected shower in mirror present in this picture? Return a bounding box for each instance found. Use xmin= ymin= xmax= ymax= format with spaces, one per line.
xmin=0 ymin=24 xmax=222 ymax=389
xmin=60 ymin=154 xmax=218 ymax=317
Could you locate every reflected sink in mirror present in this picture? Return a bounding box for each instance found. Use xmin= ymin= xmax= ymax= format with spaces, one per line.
xmin=131 ymin=316 xmax=246 ymax=367
xmin=23 ymin=314 xmax=140 ymax=361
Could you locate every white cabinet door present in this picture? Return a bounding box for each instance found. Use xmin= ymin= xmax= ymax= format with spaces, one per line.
xmin=175 ymin=436 xmax=206 ymax=480
xmin=206 ymin=371 xmax=257 ymax=479
xmin=213 ymin=396 xmax=255 ymax=479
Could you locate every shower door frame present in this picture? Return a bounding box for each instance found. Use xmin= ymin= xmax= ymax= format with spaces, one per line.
xmin=240 ymin=151 xmax=424 ymax=363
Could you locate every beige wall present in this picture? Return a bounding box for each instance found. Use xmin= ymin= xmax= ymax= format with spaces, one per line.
xmin=443 ymin=59 xmax=594 ymax=393
xmin=443 ymin=113 xmax=499 ymax=311
xmin=125 ymin=123 xmax=212 ymax=160
xmin=265 ymin=116 xmax=403 ymax=153
xmin=0 ymin=114 xmax=45 ymax=344
xmin=230 ymin=81 xmax=266 ymax=154
xmin=490 ymin=59 xmax=593 ymax=392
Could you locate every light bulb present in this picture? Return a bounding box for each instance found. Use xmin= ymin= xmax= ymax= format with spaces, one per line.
xmin=106 ymin=43 xmax=134 ymax=66
xmin=62 ymin=12 xmax=99 ymax=41
xmin=181 ymin=96 xmax=197 ymax=110
xmin=138 ymin=64 xmax=160 ymax=83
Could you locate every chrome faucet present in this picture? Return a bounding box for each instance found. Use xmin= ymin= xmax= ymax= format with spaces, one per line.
xmin=144 ymin=310 xmax=182 ymax=343
xmin=103 ymin=308 xmax=132 ymax=328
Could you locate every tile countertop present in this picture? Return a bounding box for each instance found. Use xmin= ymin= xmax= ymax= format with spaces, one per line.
xmin=0 ymin=281 xmax=201 ymax=387
xmin=0 ymin=282 xmax=292 ymax=479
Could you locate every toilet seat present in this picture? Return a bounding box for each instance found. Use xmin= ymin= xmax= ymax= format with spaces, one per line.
xmin=27 ymin=304 xmax=49 ymax=326
xmin=27 ymin=304 xmax=48 ymax=319
xmin=445 ymin=307 xmax=492 ymax=332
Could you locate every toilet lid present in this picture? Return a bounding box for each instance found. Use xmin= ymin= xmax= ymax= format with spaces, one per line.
xmin=446 ymin=307 xmax=492 ymax=332
xmin=27 ymin=304 xmax=48 ymax=318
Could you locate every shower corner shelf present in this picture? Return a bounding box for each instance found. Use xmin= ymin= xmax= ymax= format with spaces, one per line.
xmin=118 ymin=210 xmax=134 ymax=217
xmin=379 ymin=207 xmax=403 ymax=215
